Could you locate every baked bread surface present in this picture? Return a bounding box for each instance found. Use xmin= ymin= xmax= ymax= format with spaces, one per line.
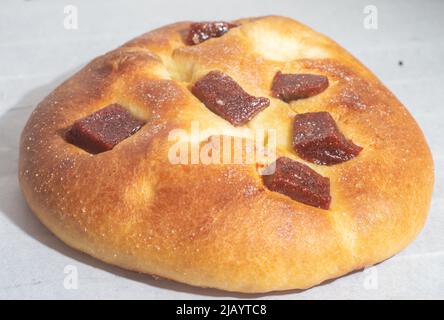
xmin=19 ymin=16 xmax=434 ymax=293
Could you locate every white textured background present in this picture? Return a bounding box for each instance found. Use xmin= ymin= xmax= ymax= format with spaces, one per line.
xmin=0 ymin=0 xmax=443 ymax=299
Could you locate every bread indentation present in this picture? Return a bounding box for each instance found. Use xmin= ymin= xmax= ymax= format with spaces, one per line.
xmin=240 ymin=19 xmax=330 ymax=62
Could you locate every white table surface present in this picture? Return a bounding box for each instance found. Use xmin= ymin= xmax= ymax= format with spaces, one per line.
xmin=0 ymin=0 xmax=443 ymax=299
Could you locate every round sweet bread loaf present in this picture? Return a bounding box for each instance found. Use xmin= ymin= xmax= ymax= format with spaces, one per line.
xmin=19 ymin=16 xmax=434 ymax=293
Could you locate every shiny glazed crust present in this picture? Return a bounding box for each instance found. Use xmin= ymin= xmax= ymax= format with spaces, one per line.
xmin=19 ymin=16 xmax=434 ymax=293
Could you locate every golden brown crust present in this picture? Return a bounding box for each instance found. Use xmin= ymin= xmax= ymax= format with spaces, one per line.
xmin=19 ymin=16 xmax=434 ymax=293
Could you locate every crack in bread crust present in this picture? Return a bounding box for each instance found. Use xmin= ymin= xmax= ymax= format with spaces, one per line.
xmin=19 ymin=15 xmax=434 ymax=293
